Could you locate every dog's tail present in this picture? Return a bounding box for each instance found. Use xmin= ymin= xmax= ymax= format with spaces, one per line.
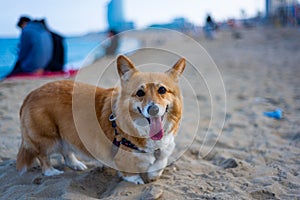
xmin=16 ymin=141 xmax=37 ymax=175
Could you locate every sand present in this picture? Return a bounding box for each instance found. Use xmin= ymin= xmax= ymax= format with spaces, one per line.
xmin=0 ymin=27 xmax=300 ymax=199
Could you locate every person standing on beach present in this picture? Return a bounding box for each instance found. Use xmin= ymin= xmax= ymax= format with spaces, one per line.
xmin=105 ymin=29 xmax=119 ymax=56
xmin=9 ymin=16 xmax=53 ymax=75
xmin=204 ymin=14 xmax=217 ymax=40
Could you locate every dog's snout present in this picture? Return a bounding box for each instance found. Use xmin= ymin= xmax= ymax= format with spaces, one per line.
xmin=148 ymin=104 xmax=159 ymax=116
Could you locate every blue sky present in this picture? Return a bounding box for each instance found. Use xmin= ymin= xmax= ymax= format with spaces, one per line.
xmin=0 ymin=0 xmax=265 ymax=37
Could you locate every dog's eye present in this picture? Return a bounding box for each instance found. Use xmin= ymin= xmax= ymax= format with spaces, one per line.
xmin=136 ymin=90 xmax=145 ymax=97
xmin=158 ymin=86 xmax=167 ymax=94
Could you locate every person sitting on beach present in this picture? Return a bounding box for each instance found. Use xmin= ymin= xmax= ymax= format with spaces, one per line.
xmin=9 ymin=16 xmax=53 ymax=76
xmin=39 ymin=19 xmax=65 ymax=72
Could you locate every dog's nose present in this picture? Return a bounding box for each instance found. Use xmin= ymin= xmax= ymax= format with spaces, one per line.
xmin=148 ymin=104 xmax=159 ymax=116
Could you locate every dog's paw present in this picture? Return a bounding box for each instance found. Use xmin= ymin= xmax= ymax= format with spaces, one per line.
xmin=66 ymin=160 xmax=87 ymax=171
xmin=44 ymin=168 xmax=64 ymax=176
xmin=123 ymin=175 xmax=145 ymax=185
xmin=147 ymin=169 xmax=163 ymax=182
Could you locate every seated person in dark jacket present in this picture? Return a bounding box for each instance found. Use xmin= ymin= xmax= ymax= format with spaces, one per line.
xmin=9 ymin=16 xmax=53 ymax=75
xmin=39 ymin=19 xmax=65 ymax=72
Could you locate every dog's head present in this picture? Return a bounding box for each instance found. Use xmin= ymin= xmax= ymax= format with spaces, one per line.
xmin=115 ymin=55 xmax=186 ymax=140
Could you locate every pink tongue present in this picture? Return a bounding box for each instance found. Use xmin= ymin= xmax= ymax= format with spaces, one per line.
xmin=150 ymin=117 xmax=164 ymax=140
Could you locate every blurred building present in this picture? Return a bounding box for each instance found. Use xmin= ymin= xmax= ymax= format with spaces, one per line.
xmin=107 ymin=0 xmax=134 ymax=32
xmin=266 ymin=0 xmax=300 ymax=25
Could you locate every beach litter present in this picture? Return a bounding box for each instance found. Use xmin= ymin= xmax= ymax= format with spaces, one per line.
xmin=263 ymin=108 xmax=282 ymax=119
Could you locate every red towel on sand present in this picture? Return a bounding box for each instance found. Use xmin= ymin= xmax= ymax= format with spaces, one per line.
xmin=6 ymin=69 xmax=78 ymax=80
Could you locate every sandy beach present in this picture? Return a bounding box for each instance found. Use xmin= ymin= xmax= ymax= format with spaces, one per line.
xmin=0 ymin=27 xmax=300 ymax=199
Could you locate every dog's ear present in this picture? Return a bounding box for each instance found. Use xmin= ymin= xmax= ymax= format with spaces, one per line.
xmin=117 ymin=55 xmax=138 ymax=81
xmin=166 ymin=58 xmax=186 ymax=81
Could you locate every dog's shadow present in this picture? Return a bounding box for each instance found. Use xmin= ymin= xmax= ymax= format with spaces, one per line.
xmin=0 ymin=155 xmax=170 ymax=199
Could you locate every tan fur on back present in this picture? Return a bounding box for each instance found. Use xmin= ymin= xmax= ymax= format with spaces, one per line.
xmin=17 ymin=80 xmax=115 ymax=170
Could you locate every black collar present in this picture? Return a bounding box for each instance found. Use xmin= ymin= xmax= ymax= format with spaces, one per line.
xmin=109 ymin=114 xmax=146 ymax=153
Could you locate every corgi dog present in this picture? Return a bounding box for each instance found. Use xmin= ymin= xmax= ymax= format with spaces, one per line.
xmin=16 ymin=55 xmax=186 ymax=184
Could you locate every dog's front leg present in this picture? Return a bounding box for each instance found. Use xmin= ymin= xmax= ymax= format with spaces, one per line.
xmin=114 ymin=149 xmax=155 ymax=184
xmin=147 ymin=139 xmax=175 ymax=181
xmin=147 ymin=157 xmax=168 ymax=181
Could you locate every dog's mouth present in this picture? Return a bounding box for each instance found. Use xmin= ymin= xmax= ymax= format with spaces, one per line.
xmin=137 ymin=106 xmax=168 ymax=141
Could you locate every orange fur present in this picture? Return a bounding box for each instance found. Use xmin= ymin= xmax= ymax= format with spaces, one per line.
xmin=16 ymin=55 xmax=186 ymax=184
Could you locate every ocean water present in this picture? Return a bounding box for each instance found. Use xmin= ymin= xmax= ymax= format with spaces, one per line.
xmin=0 ymin=33 xmax=140 ymax=79
xmin=0 ymin=38 xmax=19 ymax=78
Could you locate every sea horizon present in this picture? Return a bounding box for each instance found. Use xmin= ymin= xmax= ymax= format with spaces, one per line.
xmin=0 ymin=33 xmax=140 ymax=79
